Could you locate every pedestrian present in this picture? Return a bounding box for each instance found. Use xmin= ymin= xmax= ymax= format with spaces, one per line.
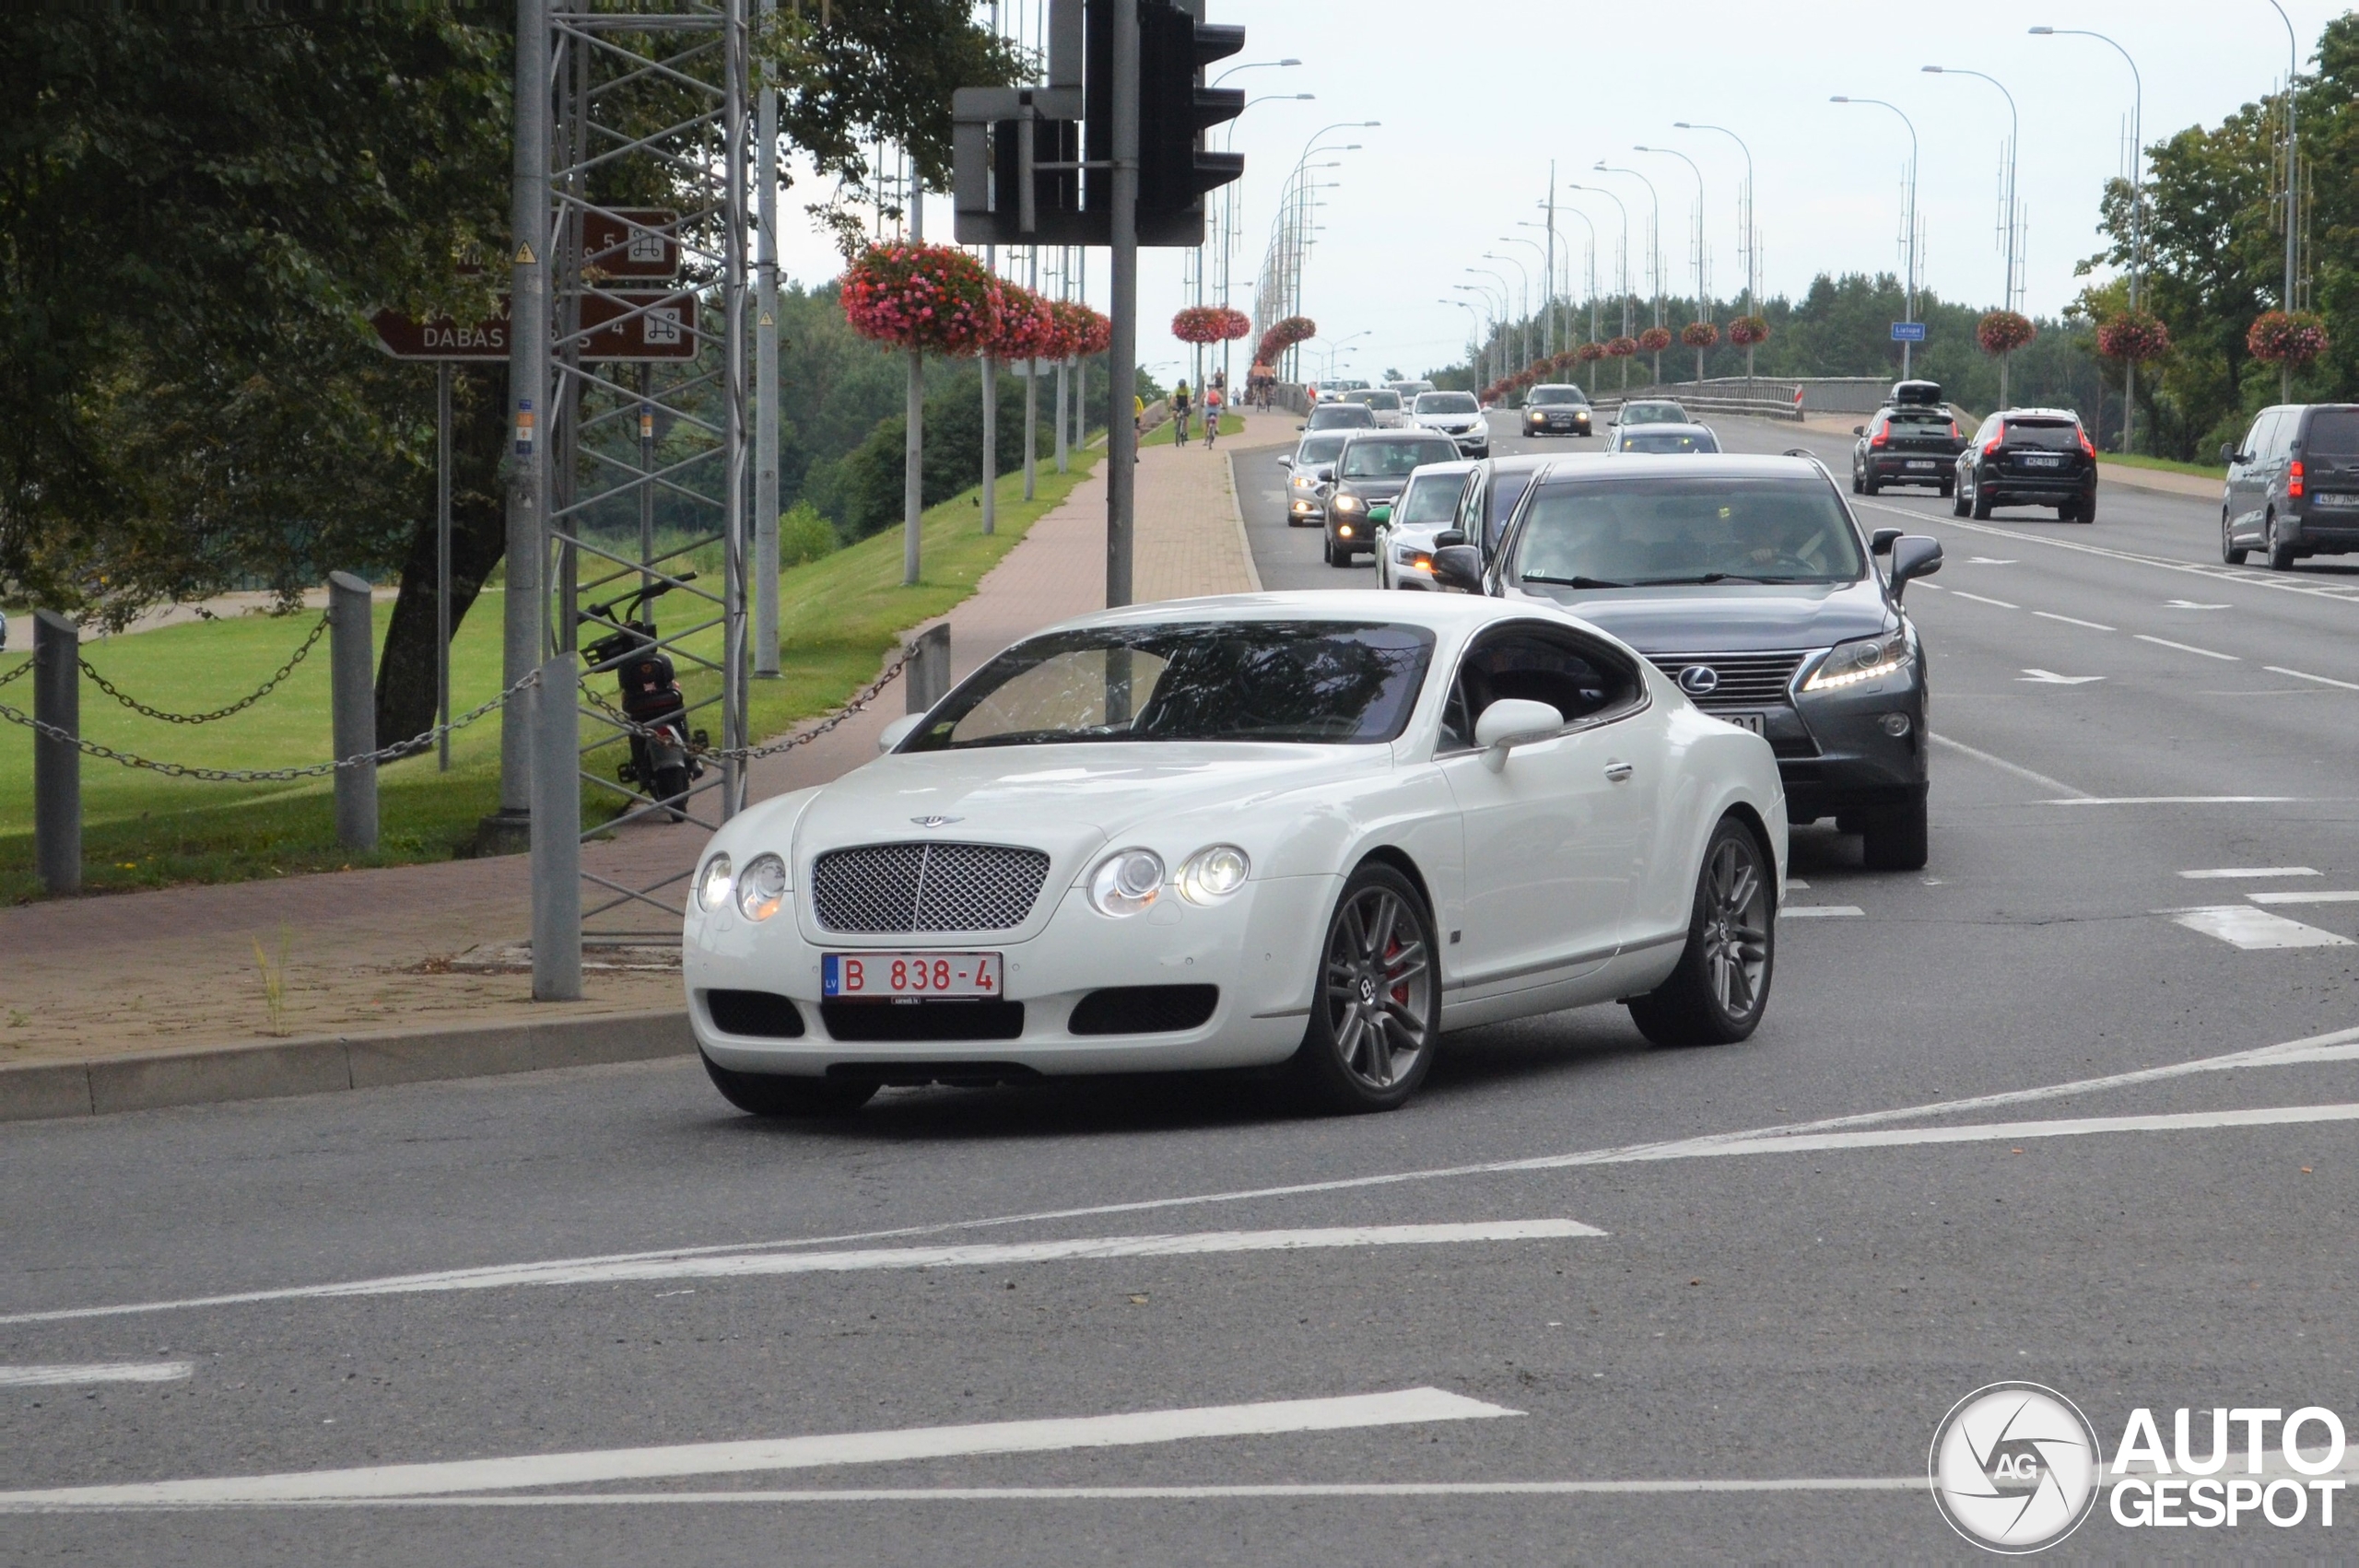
xmin=1203 ymin=382 xmax=1223 ymax=447
xmin=1172 ymin=380 xmax=1191 ymax=445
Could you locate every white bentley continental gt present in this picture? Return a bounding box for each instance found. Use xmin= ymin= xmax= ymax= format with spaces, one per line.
xmin=685 ymin=592 xmax=1786 ymax=1117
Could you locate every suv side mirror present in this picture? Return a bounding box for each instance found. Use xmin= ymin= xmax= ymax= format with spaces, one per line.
xmin=1852 ymin=425 xmax=1866 ymax=437
xmin=1870 ymin=527 xmax=1903 ymax=556
xmin=1433 ymin=529 xmax=1467 ymax=549
xmin=1312 ymin=463 xmax=1335 ymax=483
xmin=1430 ymin=544 xmax=1484 ymax=591
xmin=1888 ymin=534 xmax=1943 ymax=597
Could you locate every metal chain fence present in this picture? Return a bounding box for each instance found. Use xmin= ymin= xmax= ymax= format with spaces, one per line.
xmin=0 ymin=658 xmax=28 ymax=690
xmin=78 ymin=614 xmax=331 ymax=724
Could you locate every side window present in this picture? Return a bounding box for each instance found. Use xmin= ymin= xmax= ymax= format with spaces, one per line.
xmin=1441 ymin=623 xmax=1646 ymax=751
xmin=1973 ymin=415 xmax=1998 ymax=445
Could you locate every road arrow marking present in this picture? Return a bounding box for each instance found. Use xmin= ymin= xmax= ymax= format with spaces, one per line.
xmin=2018 ymin=669 xmax=2105 ymax=684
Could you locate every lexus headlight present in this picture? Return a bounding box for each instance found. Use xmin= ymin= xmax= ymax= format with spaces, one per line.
xmin=734 ymin=853 xmax=787 ymax=921
xmin=1178 ymin=845 xmax=1250 ymax=905
xmin=1087 ymin=848 xmax=1165 ymax=917
xmin=1802 ymin=631 xmax=1913 ymax=693
xmin=697 ymin=853 xmax=734 ymax=912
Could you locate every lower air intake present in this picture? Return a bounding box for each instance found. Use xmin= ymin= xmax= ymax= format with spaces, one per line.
xmin=820 ymin=1000 xmax=1026 ymax=1042
xmin=1067 ymin=985 xmax=1220 ymax=1036
xmin=702 ymin=989 xmax=805 ymax=1038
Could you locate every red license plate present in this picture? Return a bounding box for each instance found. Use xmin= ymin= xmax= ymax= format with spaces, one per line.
xmin=823 ymin=952 xmax=1003 ymax=999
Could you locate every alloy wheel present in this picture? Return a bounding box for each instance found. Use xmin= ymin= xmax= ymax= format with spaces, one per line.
xmin=1699 ymin=835 xmax=1771 ymax=1022
xmin=1321 ymin=884 xmax=1432 ymax=1090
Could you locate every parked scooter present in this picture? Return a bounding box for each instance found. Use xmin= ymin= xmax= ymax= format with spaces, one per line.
xmin=579 ymin=574 xmax=706 ymax=821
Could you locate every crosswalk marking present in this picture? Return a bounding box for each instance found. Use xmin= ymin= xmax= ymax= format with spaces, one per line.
xmin=0 ymin=1362 xmax=191 ymax=1387
xmin=2166 ymin=906 xmax=2353 ymax=949
xmin=2248 ymin=890 xmax=2359 ymax=905
xmin=2181 ymin=867 xmax=2319 ymax=879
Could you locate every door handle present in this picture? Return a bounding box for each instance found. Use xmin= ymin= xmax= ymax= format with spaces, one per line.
xmin=1604 ymin=761 xmax=1634 ymax=782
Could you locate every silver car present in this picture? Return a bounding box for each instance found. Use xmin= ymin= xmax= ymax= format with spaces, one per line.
xmin=1410 ymin=390 xmax=1489 ymax=456
xmin=1607 ymin=422 xmax=1720 ymax=455
xmin=1376 ymin=459 xmax=1479 ymax=590
xmin=1280 ymin=430 xmax=1352 ymax=527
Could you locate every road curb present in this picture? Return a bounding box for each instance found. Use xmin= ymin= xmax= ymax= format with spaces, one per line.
xmin=1224 ymin=446 xmax=1264 ymax=592
xmin=0 ymin=1009 xmax=695 ymax=1123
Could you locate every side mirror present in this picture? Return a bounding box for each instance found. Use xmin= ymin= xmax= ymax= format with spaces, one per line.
xmin=1888 ymin=534 xmax=1943 ymax=598
xmin=876 ymin=713 xmax=924 ymax=754
xmin=1297 ymin=423 xmax=1308 ymax=431
xmin=1429 ymin=544 xmax=1484 ymax=592
xmin=1870 ymin=527 xmax=1903 ymax=556
xmin=1312 ymin=463 xmax=1336 ymax=483
xmin=1473 ymin=698 xmax=1565 ymax=771
xmin=1433 ymin=529 xmax=1467 ymax=548
xmin=1277 ymin=455 xmax=1293 ymax=470
xmin=1852 ymin=425 xmax=1866 ymax=437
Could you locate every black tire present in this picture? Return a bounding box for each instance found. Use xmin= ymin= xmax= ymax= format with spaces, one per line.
xmin=2079 ymin=497 xmax=2096 ymax=525
xmin=1850 ymin=469 xmax=1864 ymax=495
xmin=1286 ymin=862 xmax=1438 ymax=1113
xmin=1969 ymin=476 xmax=1993 ymax=520
xmin=2057 ymin=504 xmax=2078 ymax=522
xmin=1951 ymin=482 xmax=1970 ymax=517
xmin=2268 ymin=511 xmax=2297 ymax=571
xmin=1938 ymin=479 xmax=1955 ymax=497
xmin=1625 ymin=816 xmax=1774 ymax=1048
xmin=1862 ymin=476 xmax=1881 ymax=496
xmin=701 ymin=1054 xmax=876 ymax=1117
xmin=653 ymin=764 xmax=692 ymax=822
xmin=1860 ymin=794 xmax=1931 ymax=872
xmin=2223 ymin=514 xmax=2248 ymax=566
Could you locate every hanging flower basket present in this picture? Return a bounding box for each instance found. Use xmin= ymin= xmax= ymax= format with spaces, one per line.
xmin=1050 ymin=299 xmax=1111 ymax=358
xmin=1637 ymin=325 xmax=1673 ymax=354
xmin=839 ymin=241 xmax=1002 ymax=357
xmin=1680 ymin=322 xmax=1719 ymax=350
xmin=1727 ymin=315 xmax=1770 ymax=347
xmin=1252 ymin=314 xmax=1316 ymax=370
xmin=1605 ymin=335 xmax=1638 ymax=358
xmin=2095 ymin=310 xmax=2171 ymax=364
xmin=1576 ymin=341 xmax=1607 ymax=363
xmin=1171 ymin=305 xmax=1250 ymax=345
xmin=1977 ymin=310 xmax=2036 ymax=357
xmin=2248 ymin=310 xmax=2329 ymax=368
xmin=991 ymin=287 xmax=1061 ymax=362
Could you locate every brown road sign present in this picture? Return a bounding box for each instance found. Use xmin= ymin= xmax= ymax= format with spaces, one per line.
xmin=575 ymin=291 xmax=698 ymax=361
xmin=370 ymin=297 xmax=511 ymax=361
xmin=581 ymin=209 xmax=680 ymax=280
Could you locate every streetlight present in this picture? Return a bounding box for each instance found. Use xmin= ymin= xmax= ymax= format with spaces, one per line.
xmin=1925 ymin=64 xmax=2025 ymax=403
xmin=1440 ymin=298 xmax=1488 ymax=385
xmin=1197 ymin=93 xmax=1315 ymax=399
xmin=1831 ymin=96 xmax=1921 ymax=379
xmin=2262 ymin=0 xmax=2302 ymax=397
xmin=2031 ymin=26 xmax=2143 ymax=450
xmin=1596 ymin=161 xmax=1665 ymax=380
xmin=1566 ymin=181 xmax=1632 ymax=341
xmin=1487 ymin=247 xmax=1538 ymax=369
xmin=1528 ymin=210 xmax=1600 ymax=347
xmin=1674 ymin=122 xmax=1757 ymax=317
xmin=1497 ymin=233 xmax=1553 ymax=358
xmin=1273 ymin=122 xmax=1379 ymax=375
xmin=1456 ymin=277 xmax=1508 ymax=381
xmin=1635 ymin=143 xmax=1708 ymax=378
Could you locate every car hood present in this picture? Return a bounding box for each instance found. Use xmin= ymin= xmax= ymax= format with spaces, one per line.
xmin=1508 ymin=578 xmax=1894 ymax=653
xmin=1414 ymin=414 xmax=1481 ymax=429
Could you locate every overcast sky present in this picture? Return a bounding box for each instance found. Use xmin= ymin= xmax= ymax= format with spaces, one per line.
xmin=780 ymin=0 xmax=2342 ymax=383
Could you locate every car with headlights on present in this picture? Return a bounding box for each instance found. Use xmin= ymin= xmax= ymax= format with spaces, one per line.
xmin=1522 ymin=383 xmax=1594 ymax=439
xmin=1606 ymin=422 xmax=1719 ymax=455
xmin=687 ymin=592 xmax=1788 ymax=1117
xmin=1280 ymin=431 xmax=1351 ymax=527
xmin=1411 ymin=390 xmax=1490 ymax=456
xmin=1323 ymin=431 xmax=1462 ymax=567
xmin=1376 ymin=459 xmax=1478 ymax=590
xmin=1430 ymin=453 xmax=1942 ymax=869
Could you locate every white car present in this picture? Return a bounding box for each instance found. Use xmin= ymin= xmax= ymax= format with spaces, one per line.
xmin=685 ymin=592 xmax=1788 ymax=1117
xmin=1376 ymin=459 xmax=1479 ymax=590
xmin=1342 ymin=389 xmax=1410 ymax=428
xmin=1412 ymin=390 xmax=1490 ymax=456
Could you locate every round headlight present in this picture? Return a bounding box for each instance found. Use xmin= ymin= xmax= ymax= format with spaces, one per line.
xmin=1332 ymin=494 xmax=1362 ymax=510
xmin=1087 ymin=848 xmax=1165 ymax=918
xmin=697 ymin=853 xmax=734 ymax=912
xmin=1178 ymin=844 xmax=1250 ymax=905
xmin=735 ymin=853 xmax=787 ymax=921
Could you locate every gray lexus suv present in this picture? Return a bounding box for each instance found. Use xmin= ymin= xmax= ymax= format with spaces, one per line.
xmin=1431 ymin=452 xmax=1943 ymax=869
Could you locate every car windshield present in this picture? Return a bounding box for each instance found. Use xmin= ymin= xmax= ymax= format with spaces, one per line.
xmin=2003 ymin=419 xmax=2081 ymax=451
xmin=1485 ymin=471 xmax=1536 ymax=552
xmin=1308 ymin=404 xmax=1375 ymax=429
xmin=1621 ymin=403 xmax=1688 ymax=425
xmin=1341 ymin=439 xmax=1456 ymax=478
xmin=1396 ymin=472 xmax=1468 ymax=525
xmin=1509 ymin=475 xmax=1867 ymax=587
xmin=2307 ymin=409 xmax=2359 ymax=454
xmin=1620 ymin=429 xmax=1717 ymax=454
xmin=1416 ymin=392 xmax=1479 ymax=415
xmin=906 ymin=621 xmax=1437 ymax=749
xmin=1294 ymin=434 xmax=1348 ymax=467
xmin=1530 ymin=387 xmax=1588 ymax=405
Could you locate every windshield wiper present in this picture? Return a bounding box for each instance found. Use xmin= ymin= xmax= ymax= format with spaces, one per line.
xmin=1520 ymin=574 xmax=1626 ymax=589
xmin=1626 ymin=572 xmax=1779 ymax=586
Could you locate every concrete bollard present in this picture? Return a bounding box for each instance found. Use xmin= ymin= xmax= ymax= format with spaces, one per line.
xmin=905 ymin=623 xmax=952 ymax=715
xmin=32 ymin=610 xmax=79 ymax=895
xmin=327 ymin=572 xmax=379 ymax=851
xmin=529 ymin=652 xmax=582 ymax=1002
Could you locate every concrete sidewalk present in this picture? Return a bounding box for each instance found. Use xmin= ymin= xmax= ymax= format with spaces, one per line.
xmin=0 ymin=435 xmax=1262 ymax=1111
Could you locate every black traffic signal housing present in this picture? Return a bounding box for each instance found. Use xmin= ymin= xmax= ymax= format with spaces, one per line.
xmin=1136 ymin=6 xmax=1244 ymax=244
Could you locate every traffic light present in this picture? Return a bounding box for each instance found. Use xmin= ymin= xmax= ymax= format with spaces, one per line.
xmin=1136 ymin=5 xmax=1244 ymax=244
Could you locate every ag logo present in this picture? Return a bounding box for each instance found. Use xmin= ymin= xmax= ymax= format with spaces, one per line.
xmin=1677 ymin=664 xmax=1720 ymax=697
xmin=1929 ymin=1383 xmax=2100 ymax=1553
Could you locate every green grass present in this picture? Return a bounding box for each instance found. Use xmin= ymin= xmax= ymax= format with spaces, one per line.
xmin=2095 ymin=451 xmax=2227 ymax=481
xmin=1142 ymin=411 xmax=1246 ymax=447
xmin=0 ymin=448 xmax=1102 ymax=902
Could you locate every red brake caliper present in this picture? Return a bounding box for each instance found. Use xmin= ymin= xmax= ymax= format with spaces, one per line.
xmin=1386 ymin=936 xmax=1408 ymax=1006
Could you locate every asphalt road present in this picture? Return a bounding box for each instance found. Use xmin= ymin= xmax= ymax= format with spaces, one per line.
xmin=8 ymin=409 xmax=2359 ymax=1562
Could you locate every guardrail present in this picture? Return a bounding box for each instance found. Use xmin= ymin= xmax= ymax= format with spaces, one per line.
xmin=1591 ymin=392 xmax=1804 ymax=424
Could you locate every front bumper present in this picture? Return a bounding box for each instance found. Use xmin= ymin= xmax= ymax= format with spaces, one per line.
xmin=686 ymin=873 xmax=1335 ymax=1077
xmin=1773 ymin=678 xmax=1928 ymax=822
xmin=1524 ymin=413 xmax=1592 ymax=436
xmin=1421 ymin=425 xmax=1488 ymax=453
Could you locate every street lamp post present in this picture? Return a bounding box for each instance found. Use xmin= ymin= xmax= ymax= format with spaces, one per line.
xmin=1496 ymin=238 xmax=1552 ymax=359
xmin=1924 ymin=64 xmax=2023 ymax=400
xmin=1534 ymin=208 xmax=1600 ymax=347
xmin=1674 ymin=123 xmax=1756 ymax=317
xmin=1830 ymin=96 xmax=1921 ymax=380
xmin=2031 ymin=27 xmax=2142 ymax=451
xmin=1566 ymin=181 xmax=1633 ymax=387
xmin=1472 ymin=264 xmax=1521 ymax=370
xmin=1441 ymin=298 xmax=1487 ymax=386
xmin=1595 ymin=162 xmax=1664 ymax=380
xmin=2262 ymin=0 xmax=2301 ymax=399
xmin=1635 ymin=145 xmax=1708 ymax=380
xmin=1455 ymin=278 xmax=1507 ymax=384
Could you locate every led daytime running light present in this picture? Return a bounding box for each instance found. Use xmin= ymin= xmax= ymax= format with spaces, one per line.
xmin=1804 ymin=636 xmax=1912 ymax=693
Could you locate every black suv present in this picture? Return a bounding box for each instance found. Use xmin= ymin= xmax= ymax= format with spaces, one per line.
xmin=1851 ymin=380 xmax=1964 ymax=496
xmin=1953 ymin=408 xmax=2099 ymax=522
xmin=1521 ymin=383 xmax=1594 ymax=438
xmin=1322 ymin=431 xmax=1461 ymax=566
xmin=2221 ymin=404 xmax=2359 ymax=569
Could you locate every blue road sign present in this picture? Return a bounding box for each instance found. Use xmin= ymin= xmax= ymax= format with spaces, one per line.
xmin=1891 ymin=321 xmax=1928 ymax=343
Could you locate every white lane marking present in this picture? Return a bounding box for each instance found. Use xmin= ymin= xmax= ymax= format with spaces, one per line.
xmin=2017 ymin=669 xmax=2104 ymax=685
xmin=1946 ymin=590 xmax=2019 ymax=609
xmin=2250 ymin=890 xmax=2359 ymax=905
xmin=0 ymin=1363 xmax=192 ymax=1387
xmin=2135 ymin=633 xmax=2239 ymax=661
xmin=1910 ymin=579 xmax=1946 ymax=591
xmin=2267 ymin=664 xmax=2359 ymax=692
xmin=0 ymin=1388 xmax=1517 ymax=1509
xmin=2033 ymin=610 xmax=2116 ymax=631
xmin=2166 ymin=906 xmax=2354 ymax=949
xmin=2046 ymin=795 xmax=2301 ymax=805
xmin=1965 ymin=556 xmax=2017 ymax=565
xmin=23 ymin=1023 xmax=2359 ymax=1330
xmin=1635 ymin=1102 xmax=2359 ymax=1162
xmin=2164 ymin=600 xmax=2230 ymax=609
xmin=2182 ymin=866 xmax=2320 ymax=878
xmin=1783 ymin=906 xmax=1864 ymax=919
xmin=1925 ymin=731 xmax=2091 ymax=799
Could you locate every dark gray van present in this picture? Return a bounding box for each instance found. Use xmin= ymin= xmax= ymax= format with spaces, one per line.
xmin=2222 ymin=404 xmax=2359 ymax=568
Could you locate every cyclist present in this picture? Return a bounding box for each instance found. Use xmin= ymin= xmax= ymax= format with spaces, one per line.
xmin=1171 ymin=380 xmax=1192 ymax=444
xmin=1203 ymin=382 xmax=1223 ymax=447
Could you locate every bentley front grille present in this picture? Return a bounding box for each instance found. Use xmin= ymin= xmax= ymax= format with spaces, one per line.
xmin=811 ymin=842 xmax=1051 ymax=934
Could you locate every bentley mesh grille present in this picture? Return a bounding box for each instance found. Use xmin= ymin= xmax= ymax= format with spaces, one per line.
xmin=811 ymin=842 xmax=1050 ymax=934
xmin=1647 ymin=651 xmax=1809 ymax=709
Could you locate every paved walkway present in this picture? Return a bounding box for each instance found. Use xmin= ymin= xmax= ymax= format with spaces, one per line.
xmin=0 ymin=427 xmax=1273 ymax=1069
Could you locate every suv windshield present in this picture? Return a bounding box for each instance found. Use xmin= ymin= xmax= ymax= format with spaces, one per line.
xmin=1509 ymin=475 xmax=1867 ymax=587
xmin=2307 ymin=409 xmax=2359 ymax=455
xmin=1415 ymin=392 xmax=1479 ymax=415
xmin=2002 ymin=419 xmax=2082 ymax=451
xmin=1307 ymin=404 xmax=1376 ymax=429
xmin=1294 ymin=434 xmax=1348 ymax=466
xmin=1620 ymin=428 xmax=1715 ymax=454
xmin=1396 ymin=471 xmax=1468 ymax=525
xmin=1529 ymin=387 xmax=1588 ymax=405
xmin=1341 ymin=438 xmax=1456 ymax=478
xmin=907 ymin=622 xmax=1437 ymax=749
xmin=1620 ymin=403 xmax=1689 ymax=425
